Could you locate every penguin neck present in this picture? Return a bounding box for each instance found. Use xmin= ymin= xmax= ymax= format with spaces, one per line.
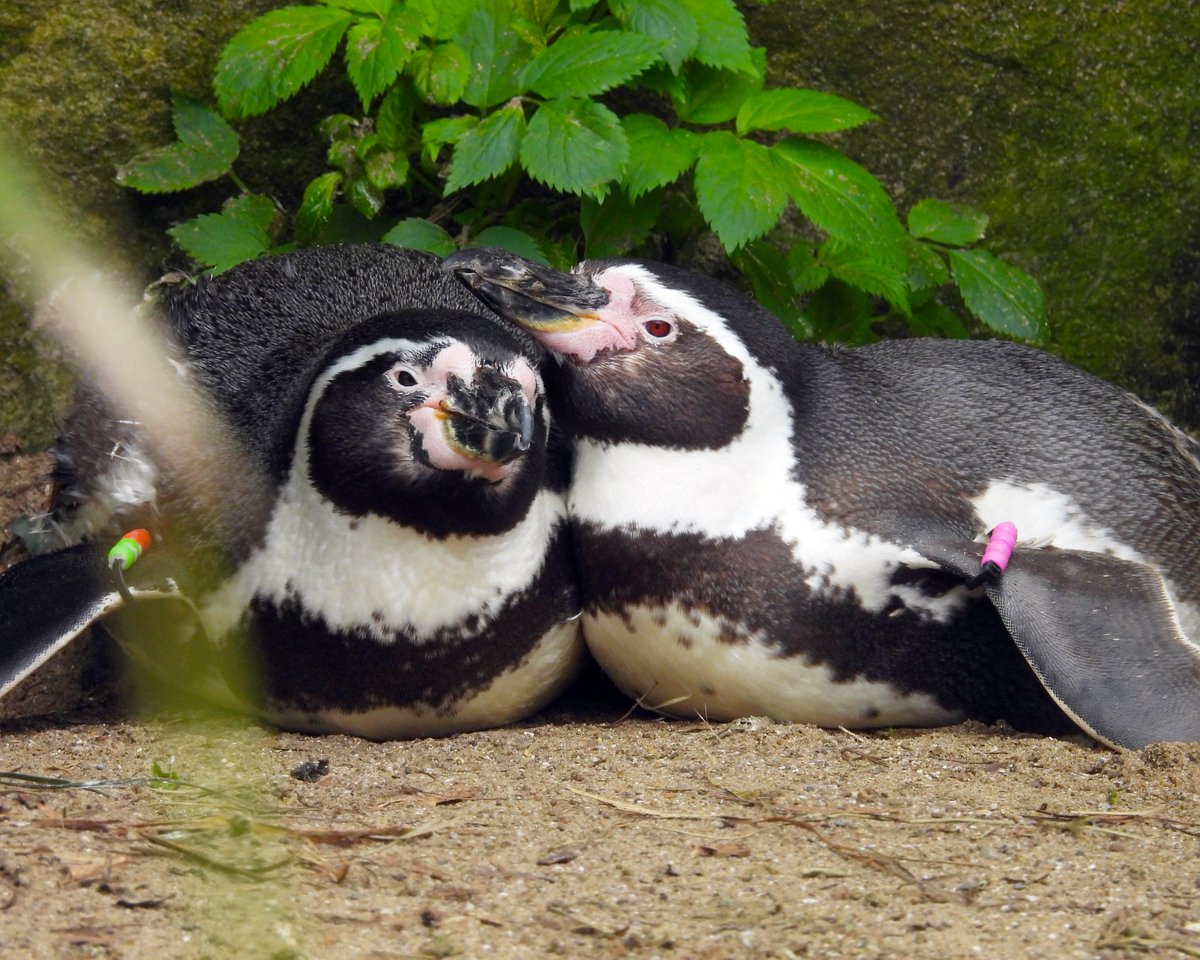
xmin=568 ymin=336 xmax=812 ymax=539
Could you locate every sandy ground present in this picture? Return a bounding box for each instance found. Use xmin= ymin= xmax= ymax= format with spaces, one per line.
xmin=1 ymin=451 xmax=1199 ymax=960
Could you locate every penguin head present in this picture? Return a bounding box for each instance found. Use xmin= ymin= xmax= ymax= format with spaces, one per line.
xmin=301 ymin=308 xmax=548 ymax=536
xmin=446 ymin=250 xmax=795 ymax=449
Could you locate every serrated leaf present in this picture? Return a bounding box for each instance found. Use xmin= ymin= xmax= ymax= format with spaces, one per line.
xmin=294 ymin=171 xmax=342 ymax=243
xmin=457 ymin=0 xmax=530 ymax=109
xmin=116 ymin=95 xmax=239 ymax=193
xmin=364 ymin=149 xmax=409 ymax=189
xmin=382 ymin=217 xmax=456 ymax=255
xmin=613 ymin=0 xmax=699 ymax=73
xmin=804 ymin=279 xmax=880 ymax=346
xmin=772 ymin=137 xmax=908 ymax=270
xmin=446 ymin=105 xmax=526 ymax=193
xmin=409 ymin=0 xmax=476 ymax=39
xmin=675 ymin=48 xmax=765 ymax=124
xmin=948 ymin=248 xmax=1046 ymax=339
xmin=621 ymin=114 xmax=699 ymax=199
xmin=678 ymin=0 xmax=752 ymax=71
xmin=321 ymin=0 xmax=391 ymax=15
xmin=785 ymin=244 xmax=830 ymax=294
xmin=908 ymin=301 xmax=970 ymax=339
xmin=581 ymin=190 xmax=662 ymax=258
xmin=736 ymin=89 xmax=877 ymax=136
xmin=215 ymin=6 xmax=353 ymax=119
xmin=375 ymin=83 xmax=415 ymax=147
xmin=521 ymin=31 xmax=662 ymax=99
xmin=694 ymin=132 xmax=788 ymax=251
xmin=514 ymin=0 xmax=559 ymax=27
xmin=908 ymin=199 xmax=989 ymax=246
xmin=422 ymin=115 xmax=478 ymax=163
xmin=345 ymin=11 xmax=416 ymax=110
xmin=411 ymin=42 xmax=470 ymax=105
xmin=821 ymin=240 xmax=910 ymax=315
xmin=347 ymin=176 xmax=385 ymax=218
xmin=908 ymin=239 xmax=950 ymax=295
xmin=470 ymin=226 xmax=548 ymax=264
xmin=521 ymin=99 xmax=628 ymax=200
xmin=168 ymin=195 xmax=275 ymax=273
xmin=730 ymin=240 xmax=810 ymax=338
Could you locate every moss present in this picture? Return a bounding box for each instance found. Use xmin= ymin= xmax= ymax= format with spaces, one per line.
xmin=745 ymin=0 xmax=1200 ymax=427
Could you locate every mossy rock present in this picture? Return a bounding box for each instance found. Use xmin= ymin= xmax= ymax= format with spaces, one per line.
xmin=746 ymin=1 xmax=1200 ymax=427
xmin=0 ymin=0 xmax=349 ymax=450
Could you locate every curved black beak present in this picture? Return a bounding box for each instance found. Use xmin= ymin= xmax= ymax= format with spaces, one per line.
xmin=440 ymin=366 xmax=535 ymax=465
xmin=444 ymin=248 xmax=609 ymax=332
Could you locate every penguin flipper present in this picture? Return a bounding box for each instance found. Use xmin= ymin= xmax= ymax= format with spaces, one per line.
xmin=0 ymin=543 xmax=187 ymax=700
xmin=915 ymin=540 xmax=1200 ymax=750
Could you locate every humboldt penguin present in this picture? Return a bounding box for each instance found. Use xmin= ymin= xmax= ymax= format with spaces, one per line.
xmin=446 ymin=248 xmax=1200 ymax=750
xmin=0 ymin=244 xmax=582 ymax=738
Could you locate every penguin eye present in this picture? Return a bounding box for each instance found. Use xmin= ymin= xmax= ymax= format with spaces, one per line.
xmin=392 ymin=368 xmax=419 ymax=388
xmin=643 ymin=319 xmax=673 ymax=339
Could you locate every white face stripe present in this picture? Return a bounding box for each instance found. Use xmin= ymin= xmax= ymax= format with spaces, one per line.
xmin=569 ymin=265 xmax=935 ymax=617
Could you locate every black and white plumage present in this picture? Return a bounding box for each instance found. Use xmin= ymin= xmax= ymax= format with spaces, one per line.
xmin=0 ymin=244 xmax=582 ymax=737
xmin=447 ymin=249 xmax=1200 ymax=750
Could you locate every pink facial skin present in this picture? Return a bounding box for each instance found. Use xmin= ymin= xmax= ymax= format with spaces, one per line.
xmin=398 ymin=343 xmax=537 ymax=482
xmin=536 ymin=270 xmax=642 ymax=363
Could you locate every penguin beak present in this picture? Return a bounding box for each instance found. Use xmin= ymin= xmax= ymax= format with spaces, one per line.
xmin=436 ymin=368 xmax=535 ymax=466
xmin=444 ymin=248 xmax=609 ymax=333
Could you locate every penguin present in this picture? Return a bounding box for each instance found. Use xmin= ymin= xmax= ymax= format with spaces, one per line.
xmin=0 ymin=244 xmax=583 ymax=738
xmin=445 ymin=248 xmax=1200 ymax=750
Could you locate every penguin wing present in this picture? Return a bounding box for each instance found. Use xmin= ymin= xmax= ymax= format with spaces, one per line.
xmin=913 ymin=539 xmax=1200 ymax=750
xmin=0 ymin=543 xmax=185 ymax=700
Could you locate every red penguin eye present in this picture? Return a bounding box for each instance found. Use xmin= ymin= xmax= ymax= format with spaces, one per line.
xmin=643 ymin=319 xmax=672 ymax=338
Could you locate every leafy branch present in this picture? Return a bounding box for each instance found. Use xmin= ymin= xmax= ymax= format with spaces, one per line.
xmin=117 ymin=0 xmax=1047 ymax=342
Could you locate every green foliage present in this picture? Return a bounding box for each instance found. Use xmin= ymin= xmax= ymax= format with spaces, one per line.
xmin=120 ymin=0 xmax=1047 ymax=344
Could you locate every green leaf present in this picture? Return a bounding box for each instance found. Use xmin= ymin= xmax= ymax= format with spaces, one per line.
xmin=375 ymin=83 xmax=415 ymax=147
xmin=520 ymin=31 xmax=662 ymax=98
xmin=411 ymin=42 xmax=470 ymax=105
xmin=321 ymin=0 xmax=391 ymax=15
xmin=613 ymin=0 xmax=699 ymax=73
xmin=168 ymin=194 xmax=276 ymax=273
xmin=804 ymin=279 xmax=879 ymax=345
xmin=675 ymin=48 xmax=765 ymax=124
xmin=344 ymin=8 xmax=418 ymax=110
xmin=731 ymin=240 xmax=810 ymax=339
xmin=347 ymin=176 xmax=385 ymax=218
xmin=908 ymin=239 xmax=950 ymax=298
xmin=907 ymin=301 xmax=970 ymax=339
xmin=736 ymin=89 xmax=877 ymax=136
xmin=621 ymin=114 xmax=699 ymax=199
xmin=116 ymin=94 xmax=239 ymax=193
xmin=514 ymin=0 xmax=559 ymax=28
xmin=457 ymin=0 xmax=530 ymax=109
xmin=520 ymin=99 xmax=628 ymax=200
xmin=421 ymin=115 xmax=478 ymax=163
xmin=294 ymin=171 xmax=342 ymax=243
xmin=409 ymin=0 xmax=476 ymax=39
xmin=908 ymin=199 xmax=989 ymax=246
xmin=694 ymin=132 xmax=788 ymax=251
xmin=581 ymin=190 xmax=662 ymax=258
xmin=382 ymin=217 xmax=456 ymax=255
xmin=364 ymin=148 xmax=410 ymax=189
xmin=948 ymin=249 xmax=1047 ymax=339
xmin=678 ymin=0 xmax=753 ymax=72
xmin=785 ymin=244 xmax=830 ymax=294
xmin=215 ymin=6 xmax=354 ymax=119
xmin=821 ymin=241 xmax=910 ymax=316
xmin=470 ymin=226 xmax=548 ymax=264
xmin=446 ymin=105 xmax=526 ymax=192
xmin=772 ymin=137 xmax=908 ymax=270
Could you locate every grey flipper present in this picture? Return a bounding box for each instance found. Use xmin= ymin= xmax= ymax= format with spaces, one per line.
xmin=915 ymin=539 xmax=1200 ymax=750
xmin=0 ymin=543 xmax=185 ymax=700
